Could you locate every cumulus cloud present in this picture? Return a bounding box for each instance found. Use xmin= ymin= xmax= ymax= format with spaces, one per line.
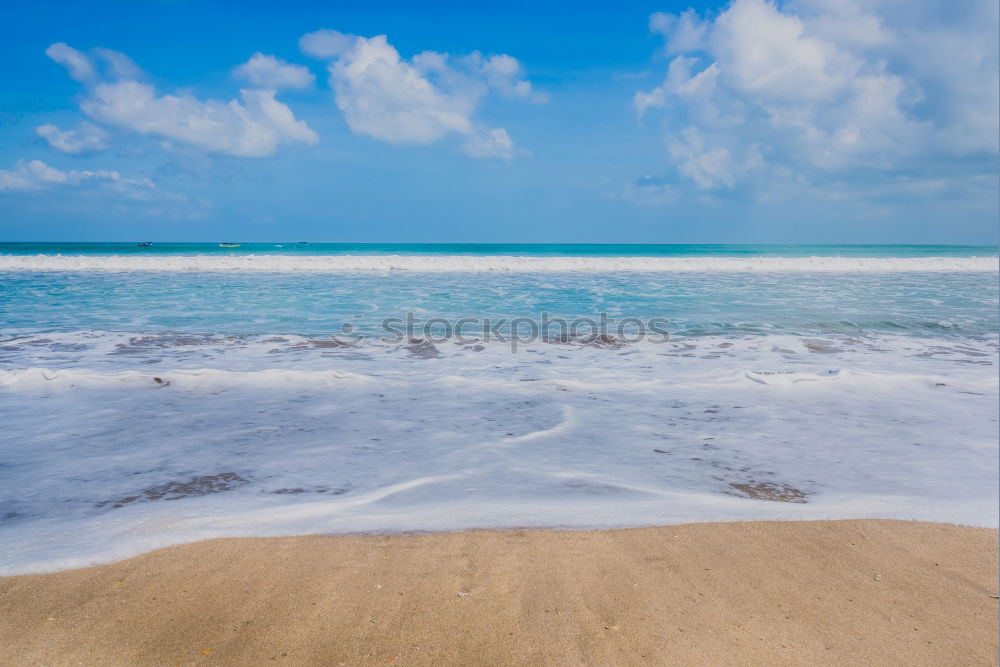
xmin=299 ymin=29 xmax=357 ymax=59
xmin=35 ymin=122 xmax=108 ymax=155
xmin=233 ymin=53 xmax=315 ymax=90
xmin=649 ymin=10 xmax=708 ymax=54
xmin=468 ymin=52 xmax=544 ymax=101
xmin=634 ymin=0 xmax=999 ymax=193
xmin=320 ymin=33 xmax=474 ymax=144
xmin=0 ymin=158 xmax=155 ymax=193
xmin=666 ymin=127 xmax=763 ymax=189
xmin=299 ymin=29 xmax=537 ymax=159
xmin=47 ymin=43 xmax=318 ymax=157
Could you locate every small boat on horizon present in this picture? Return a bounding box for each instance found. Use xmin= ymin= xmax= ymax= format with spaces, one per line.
xmin=219 ymin=243 xmax=241 ymax=248
xmin=293 ymin=241 xmax=310 ymax=248
xmin=136 ymin=241 xmax=153 ymax=247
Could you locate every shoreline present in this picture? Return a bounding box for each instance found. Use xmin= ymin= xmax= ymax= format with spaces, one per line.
xmin=1 ymin=519 xmax=996 ymax=665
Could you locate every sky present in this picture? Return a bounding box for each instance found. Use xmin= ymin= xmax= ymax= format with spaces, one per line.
xmin=0 ymin=0 xmax=997 ymax=244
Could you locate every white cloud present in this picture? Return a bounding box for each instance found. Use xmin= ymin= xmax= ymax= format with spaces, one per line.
xmin=0 ymin=158 xmax=202 ymax=219
xmin=48 ymin=44 xmax=318 ymax=158
xmin=300 ymin=29 xmax=537 ymax=158
xmin=668 ymin=128 xmax=732 ymax=189
xmin=91 ymin=47 xmax=143 ymax=80
xmin=233 ymin=53 xmax=315 ymax=90
xmin=299 ymin=29 xmax=358 ymax=59
xmin=35 ymin=122 xmax=108 ymax=155
xmin=462 ymin=127 xmax=515 ymax=160
xmin=634 ymin=56 xmax=722 ymax=118
xmin=0 ymin=159 xmax=155 ymax=193
xmin=324 ymin=34 xmax=474 ymax=144
xmin=650 ymin=10 xmax=708 ymax=54
xmin=635 ymin=0 xmax=999 ymax=193
xmin=711 ymin=0 xmax=853 ymax=102
xmin=467 ymin=52 xmax=544 ymax=101
xmin=46 ymin=42 xmax=96 ymax=83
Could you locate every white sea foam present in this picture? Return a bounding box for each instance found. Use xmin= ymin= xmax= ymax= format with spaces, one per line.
xmin=0 ymin=332 xmax=996 ymax=574
xmin=0 ymin=253 xmax=996 ymax=273
xmin=0 ymin=366 xmax=376 ymax=391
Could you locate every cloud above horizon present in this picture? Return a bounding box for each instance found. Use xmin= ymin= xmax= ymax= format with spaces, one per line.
xmin=300 ymin=29 xmax=540 ymax=159
xmin=0 ymin=158 xmax=154 ymax=194
xmin=35 ymin=121 xmax=109 ymax=155
xmin=1 ymin=1 xmax=995 ymax=241
xmin=634 ymin=0 xmax=999 ymax=195
xmin=45 ymin=43 xmax=318 ymax=158
xmin=233 ymin=53 xmax=315 ymax=90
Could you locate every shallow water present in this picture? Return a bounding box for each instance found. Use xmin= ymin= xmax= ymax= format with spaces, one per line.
xmin=0 ymin=246 xmax=997 ymax=573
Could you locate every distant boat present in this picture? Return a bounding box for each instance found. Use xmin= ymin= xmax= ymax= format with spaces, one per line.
xmin=293 ymin=241 xmax=310 ymax=248
xmin=136 ymin=241 xmax=153 ymax=247
xmin=219 ymin=243 xmax=241 ymax=248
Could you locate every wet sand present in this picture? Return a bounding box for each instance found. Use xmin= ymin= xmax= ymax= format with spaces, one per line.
xmin=1 ymin=520 xmax=996 ymax=666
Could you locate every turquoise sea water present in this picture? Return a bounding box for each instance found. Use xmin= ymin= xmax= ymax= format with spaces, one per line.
xmin=1 ymin=270 xmax=997 ymax=351
xmin=0 ymin=244 xmax=997 ymax=573
xmin=1 ymin=242 xmax=996 ymax=256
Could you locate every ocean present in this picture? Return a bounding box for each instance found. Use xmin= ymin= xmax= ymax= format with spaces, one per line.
xmin=0 ymin=243 xmax=997 ymax=573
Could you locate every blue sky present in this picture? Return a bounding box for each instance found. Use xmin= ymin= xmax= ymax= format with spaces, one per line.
xmin=0 ymin=0 xmax=997 ymax=243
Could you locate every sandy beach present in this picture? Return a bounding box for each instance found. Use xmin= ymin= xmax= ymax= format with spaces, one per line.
xmin=0 ymin=519 xmax=996 ymax=666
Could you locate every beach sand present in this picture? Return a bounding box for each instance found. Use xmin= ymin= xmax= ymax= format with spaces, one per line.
xmin=1 ymin=520 xmax=996 ymax=666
